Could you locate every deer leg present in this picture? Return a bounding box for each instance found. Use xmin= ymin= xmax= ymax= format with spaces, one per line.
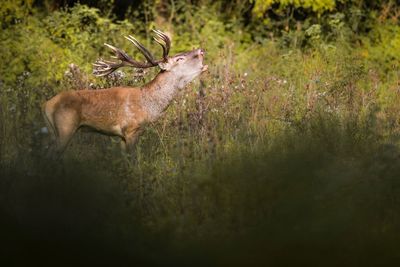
xmin=42 ymin=104 xmax=56 ymax=142
xmin=55 ymin=128 xmax=76 ymax=155
xmin=52 ymin=110 xmax=80 ymax=157
xmin=122 ymin=129 xmax=143 ymax=156
xmin=120 ymin=139 xmax=127 ymax=151
xmin=42 ymin=102 xmax=60 ymax=158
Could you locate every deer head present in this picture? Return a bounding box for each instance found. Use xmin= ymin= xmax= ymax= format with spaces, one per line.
xmin=93 ymin=29 xmax=208 ymax=86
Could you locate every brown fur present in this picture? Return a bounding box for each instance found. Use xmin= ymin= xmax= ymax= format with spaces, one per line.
xmin=43 ymin=87 xmax=146 ymax=153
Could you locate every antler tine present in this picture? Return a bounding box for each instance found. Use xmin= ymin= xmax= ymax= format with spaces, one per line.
xmin=125 ymin=35 xmax=157 ymax=65
xmin=104 ymin=43 xmax=135 ymax=63
xmin=152 ymin=37 xmax=167 ymax=60
xmin=104 ymin=42 xmax=155 ymax=68
xmin=92 ymin=57 xmax=126 ymax=77
xmin=152 ymin=29 xmax=171 ymax=58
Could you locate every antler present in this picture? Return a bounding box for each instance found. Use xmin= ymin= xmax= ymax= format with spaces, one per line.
xmin=152 ymin=29 xmax=171 ymax=61
xmin=93 ymin=30 xmax=172 ymax=77
xmin=92 ymin=44 xmax=156 ymax=77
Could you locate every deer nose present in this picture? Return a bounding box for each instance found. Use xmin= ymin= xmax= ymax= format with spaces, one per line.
xmin=199 ymin=48 xmax=205 ymax=56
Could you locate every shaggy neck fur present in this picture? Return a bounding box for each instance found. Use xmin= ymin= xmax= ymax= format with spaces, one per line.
xmin=141 ymin=70 xmax=191 ymax=121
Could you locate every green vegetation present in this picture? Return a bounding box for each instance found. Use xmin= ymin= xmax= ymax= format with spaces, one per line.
xmin=1 ymin=0 xmax=400 ymax=265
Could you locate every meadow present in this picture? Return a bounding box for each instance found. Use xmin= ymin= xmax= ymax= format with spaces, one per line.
xmin=1 ymin=1 xmax=400 ymax=265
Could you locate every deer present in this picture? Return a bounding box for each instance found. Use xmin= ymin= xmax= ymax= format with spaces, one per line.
xmin=42 ymin=29 xmax=208 ymax=156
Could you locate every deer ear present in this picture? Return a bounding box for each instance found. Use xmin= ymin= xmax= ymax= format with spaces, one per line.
xmin=158 ymin=61 xmax=172 ymax=71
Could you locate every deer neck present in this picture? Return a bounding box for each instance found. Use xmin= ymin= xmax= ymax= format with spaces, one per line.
xmin=141 ymin=71 xmax=187 ymax=121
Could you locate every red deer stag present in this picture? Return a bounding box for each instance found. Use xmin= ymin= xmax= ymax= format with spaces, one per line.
xmin=42 ymin=29 xmax=208 ymax=155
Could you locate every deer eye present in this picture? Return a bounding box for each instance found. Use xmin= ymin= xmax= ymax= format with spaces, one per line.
xmin=176 ymin=57 xmax=184 ymax=62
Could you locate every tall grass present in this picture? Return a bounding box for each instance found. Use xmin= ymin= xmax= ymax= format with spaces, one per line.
xmin=2 ymin=111 xmax=400 ymax=266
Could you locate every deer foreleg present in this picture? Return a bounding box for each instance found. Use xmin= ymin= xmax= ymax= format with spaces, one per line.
xmin=122 ymin=128 xmax=143 ymax=155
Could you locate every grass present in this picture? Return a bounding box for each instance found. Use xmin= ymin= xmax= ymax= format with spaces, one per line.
xmin=2 ymin=113 xmax=400 ymax=266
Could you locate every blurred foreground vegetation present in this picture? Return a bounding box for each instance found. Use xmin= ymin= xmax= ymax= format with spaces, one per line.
xmin=1 ymin=0 xmax=400 ymax=265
